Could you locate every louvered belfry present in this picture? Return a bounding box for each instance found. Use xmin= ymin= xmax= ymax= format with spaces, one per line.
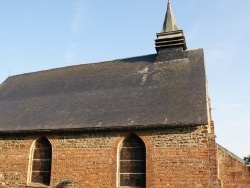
xmin=155 ymin=0 xmax=187 ymax=52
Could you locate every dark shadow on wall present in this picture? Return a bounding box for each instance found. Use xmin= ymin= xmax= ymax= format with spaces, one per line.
xmin=55 ymin=181 xmax=72 ymax=188
xmin=55 ymin=181 xmax=82 ymax=188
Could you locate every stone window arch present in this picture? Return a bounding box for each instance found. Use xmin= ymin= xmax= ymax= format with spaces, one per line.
xmin=28 ymin=137 xmax=52 ymax=186
xmin=119 ymin=134 xmax=146 ymax=187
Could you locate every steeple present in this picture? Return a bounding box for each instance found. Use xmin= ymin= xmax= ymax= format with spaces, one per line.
xmin=155 ymin=0 xmax=187 ymax=52
xmin=162 ymin=0 xmax=178 ymax=32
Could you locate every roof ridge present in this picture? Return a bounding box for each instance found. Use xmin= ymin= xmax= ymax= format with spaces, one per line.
xmin=2 ymin=54 xmax=157 ymax=82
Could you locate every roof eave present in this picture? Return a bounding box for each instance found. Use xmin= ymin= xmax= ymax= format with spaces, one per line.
xmin=0 ymin=122 xmax=208 ymax=135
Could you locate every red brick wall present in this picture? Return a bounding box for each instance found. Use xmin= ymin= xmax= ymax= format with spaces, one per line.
xmin=0 ymin=125 xmax=219 ymax=188
xmin=217 ymin=145 xmax=250 ymax=188
xmin=0 ymin=137 xmax=30 ymax=187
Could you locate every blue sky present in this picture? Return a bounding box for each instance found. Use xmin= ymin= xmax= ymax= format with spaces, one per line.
xmin=0 ymin=0 xmax=250 ymax=158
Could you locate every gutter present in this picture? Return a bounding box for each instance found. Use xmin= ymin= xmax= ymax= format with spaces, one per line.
xmin=0 ymin=123 xmax=207 ymax=135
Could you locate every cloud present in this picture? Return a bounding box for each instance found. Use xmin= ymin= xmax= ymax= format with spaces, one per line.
xmin=206 ymin=43 xmax=235 ymax=64
xmin=71 ymin=0 xmax=84 ymax=34
xmin=213 ymin=103 xmax=245 ymax=110
xmin=65 ymin=51 xmax=75 ymax=64
xmin=230 ymin=119 xmax=250 ymax=128
xmin=207 ymin=19 xmax=249 ymax=64
xmin=186 ymin=21 xmax=202 ymax=44
xmin=64 ymin=42 xmax=77 ymax=64
xmin=64 ymin=0 xmax=84 ymax=64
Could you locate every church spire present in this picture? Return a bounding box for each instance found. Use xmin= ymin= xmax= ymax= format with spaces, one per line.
xmin=162 ymin=0 xmax=178 ymax=32
xmin=155 ymin=0 xmax=187 ymax=52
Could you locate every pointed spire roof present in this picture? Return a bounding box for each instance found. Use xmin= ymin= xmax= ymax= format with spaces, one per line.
xmin=155 ymin=0 xmax=187 ymax=52
xmin=162 ymin=0 xmax=178 ymax=32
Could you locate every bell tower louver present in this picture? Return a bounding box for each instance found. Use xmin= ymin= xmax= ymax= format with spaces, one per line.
xmin=155 ymin=0 xmax=187 ymax=52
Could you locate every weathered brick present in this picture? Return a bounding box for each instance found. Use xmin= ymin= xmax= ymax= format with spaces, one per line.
xmin=217 ymin=146 xmax=250 ymax=187
xmin=0 ymin=125 xmax=224 ymax=187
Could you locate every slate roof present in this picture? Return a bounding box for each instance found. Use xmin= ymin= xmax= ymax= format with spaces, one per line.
xmin=0 ymin=48 xmax=208 ymax=132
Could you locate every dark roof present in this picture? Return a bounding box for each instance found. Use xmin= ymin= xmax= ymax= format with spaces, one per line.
xmin=0 ymin=48 xmax=208 ymax=132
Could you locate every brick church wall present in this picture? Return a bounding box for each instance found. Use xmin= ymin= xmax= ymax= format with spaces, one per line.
xmin=217 ymin=145 xmax=250 ymax=188
xmin=0 ymin=125 xmax=218 ymax=188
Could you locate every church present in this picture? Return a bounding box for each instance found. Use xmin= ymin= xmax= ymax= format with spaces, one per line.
xmin=0 ymin=1 xmax=249 ymax=187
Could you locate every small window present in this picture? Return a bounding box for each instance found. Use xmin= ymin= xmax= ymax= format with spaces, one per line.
xmin=119 ymin=134 xmax=146 ymax=187
xmin=29 ymin=137 xmax=52 ymax=186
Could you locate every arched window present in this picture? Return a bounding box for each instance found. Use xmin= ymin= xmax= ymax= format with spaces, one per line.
xmin=29 ymin=137 xmax=52 ymax=186
xmin=119 ymin=134 xmax=146 ymax=187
